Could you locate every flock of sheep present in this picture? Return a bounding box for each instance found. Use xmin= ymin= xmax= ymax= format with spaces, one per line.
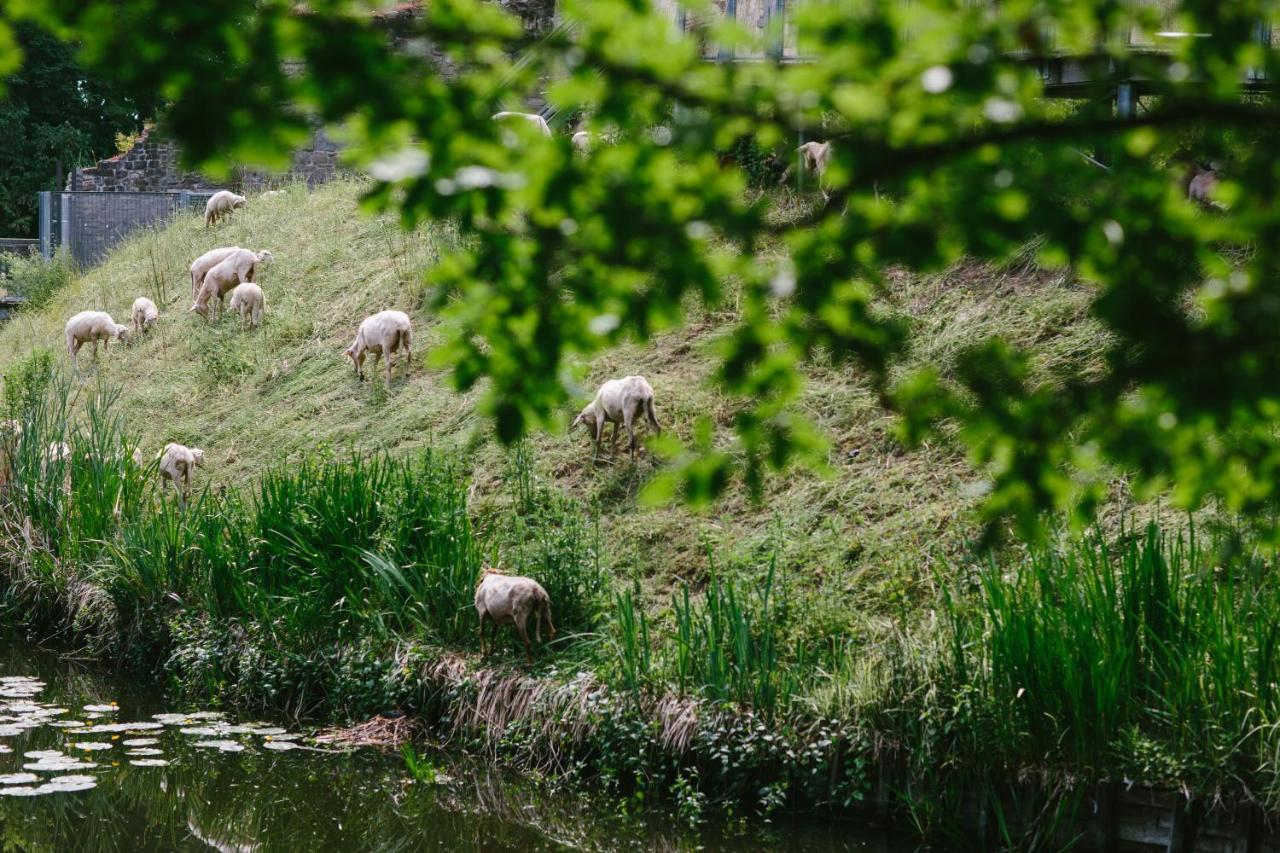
xmin=51 ymin=172 xmax=671 ymax=661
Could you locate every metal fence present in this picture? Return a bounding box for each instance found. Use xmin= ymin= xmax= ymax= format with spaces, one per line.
xmin=38 ymin=190 xmax=215 ymax=268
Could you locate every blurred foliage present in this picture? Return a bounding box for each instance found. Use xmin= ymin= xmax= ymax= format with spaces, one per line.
xmin=5 ymin=0 xmax=1280 ymax=537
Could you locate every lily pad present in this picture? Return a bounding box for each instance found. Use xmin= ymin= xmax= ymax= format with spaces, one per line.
xmin=0 ymin=786 xmax=41 ymax=797
xmin=122 ymin=738 xmax=159 ymax=747
xmin=125 ymin=748 xmax=163 ymax=757
xmin=36 ymin=777 xmax=96 ymax=793
xmin=47 ymin=721 xmax=85 ymax=729
xmin=249 ymin=727 xmax=289 ymax=736
xmin=192 ymin=740 xmax=245 ymax=753
xmin=129 ymin=759 xmax=169 ymax=767
xmin=71 ymin=742 xmax=113 ymax=751
xmin=261 ymin=741 xmax=301 ymax=751
xmin=82 ymin=704 xmax=118 ymax=713
xmin=0 ymin=773 xmax=38 ymax=785
xmin=24 ymin=758 xmax=97 ymax=772
xmin=24 ymin=750 xmax=64 ymax=759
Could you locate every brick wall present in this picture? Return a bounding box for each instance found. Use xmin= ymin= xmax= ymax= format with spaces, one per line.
xmin=68 ymin=127 xmax=343 ymax=193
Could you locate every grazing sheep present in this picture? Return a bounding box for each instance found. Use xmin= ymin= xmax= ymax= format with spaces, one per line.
xmin=1189 ymin=163 xmax=1227 ymax=209
xmin=344 ymin=310 xmax=412 ymax=383
xmin=131 ymin=297 xmax=159 ymax=335
xmin=228 ymin=282 xmax=265 ymax=329
xmin=572 ymin=130 xmax=592 ymax=153
xmin=192 ymin=248 xmax=272 ymax=320
xmin=204 ymin=191 xmax=246 ymax=227
xmin=65 ymin=310 xmax=129 ymax=369
xmin=474 ymin=567 xmax=557 ymax=663
xmin=571 ymin=375 xmax=661 ymax=463
xmin=797 ymin=140 xmax=833 ymax=176
xmin=190 ymin=246 xmax=241 ymax=299
xmin=158 ymin=443 xmax=204 ymax=504
xmin=492 ymin=111 xmax=552 ymax=138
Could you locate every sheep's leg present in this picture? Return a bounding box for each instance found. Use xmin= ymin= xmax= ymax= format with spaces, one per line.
xmin=608 ymin=421 xmax=621 ymax=458
xmin=477 ymin=611 xmax=488 ymax=656
xmin=514 ymin=617 xmax=533 ymax=664
xmin=624 ymin=408 xmax=637 ymax=462
xmin=386 ymin=350 xmax=393 ymax=385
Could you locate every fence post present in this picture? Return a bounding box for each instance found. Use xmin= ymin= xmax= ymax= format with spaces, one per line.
xmin=38 ymin=192 xmax=51 ymax=260
xmin=59 ymin=194 xmax=73 ymax=264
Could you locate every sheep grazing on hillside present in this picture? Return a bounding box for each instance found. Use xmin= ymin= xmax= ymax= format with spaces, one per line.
xmin=204 ymin=190 xmax=246 ymax=227
xmin=492 ymin=111 xmax=552 ymax=138
xmin=65 ymin=310 xmax=129 ymax=369
xmin=192 ymin=248 xmax=272 ymax=321
xmin=228 ymin=282 xmax=265 ymax=329
xmin=344 ymin=310 xmax=412 ymax=383
xmin=571 ymin=375 xmax=661 ymax=463
xmin=190 ymin=246 xmax=241 ymax=299
xmin=572 ymin=131 xmax=592 ymax=153
xmin=158 ymin=443 xmax=204 ymax=504
xmin=131 ymin=297 xmax=159 ymax=335
xmin=797 ymin=140 xmax=833 ymax=177
xmin=474 ymin=567 xmax=557 ymax=664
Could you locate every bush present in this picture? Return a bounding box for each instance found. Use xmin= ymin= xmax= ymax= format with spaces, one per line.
xmin=2 ymin=249 xmax=75 ymax=308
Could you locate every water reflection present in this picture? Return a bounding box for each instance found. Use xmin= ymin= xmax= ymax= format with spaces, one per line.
xmin=0 ymin=639 xmax=911 ymax=851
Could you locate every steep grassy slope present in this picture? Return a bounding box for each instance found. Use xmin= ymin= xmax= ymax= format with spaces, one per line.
xmin=0 ymin=178 xmax=1111 ymax=629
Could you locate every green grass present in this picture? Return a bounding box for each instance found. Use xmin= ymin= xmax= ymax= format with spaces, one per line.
xmin=0 ymin=177 xmax=1124 ymax=652
xmin=2 ymin=181 xmax=1280 ymax=834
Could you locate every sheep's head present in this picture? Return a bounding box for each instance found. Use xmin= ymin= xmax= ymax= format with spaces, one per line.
xmin=113 ymin=325 xmax=131 ymax=342
xmin=570 ymin=403 xmax=596 ymax=433
xmin=190 ymin=448 xmax=205 ymax=467
xmin=476 ymin=565 xmax=505 ymax=587
xmin=232 ymin=195 xmax=247 ymax=209
xmin=255 ymin=250 xmax=274 ymax=264
xmin=190 ymin=301 xmax=209 ymax=318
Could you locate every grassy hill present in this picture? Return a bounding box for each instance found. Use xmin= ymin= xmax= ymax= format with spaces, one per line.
xmin=0 ymin=177 xmax=1111 ymax=631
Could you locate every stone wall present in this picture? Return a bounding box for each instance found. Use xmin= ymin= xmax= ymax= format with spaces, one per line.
xmin=67 ymin=127 xmax=343 ymax=193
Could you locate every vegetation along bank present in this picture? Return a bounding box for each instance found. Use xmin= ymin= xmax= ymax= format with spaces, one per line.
xmin=0 ymin=180 xmax=1275 ymax=846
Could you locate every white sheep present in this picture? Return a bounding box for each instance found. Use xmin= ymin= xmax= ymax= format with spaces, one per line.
xmin=158 ymin=443 xmax=204 ymax=504
xmin=571 ymin=375 xmax=661 ymax=463
xmin=228 ymin=282 xmax=265 ymax=329
xmin=797 ymin=140 xmax=833 ymax=176
xmin=572 ymin=130 xmax=592 ymax=153
xmin=65 ymin=310 xmax=129 ymax=369
xmin=190 ymin=246 xmax=241 ymax=299
xmin=1189 ymin=163 xmax=1226 ymax=209
xmin=492 ymin=111 xmax=552 ymax=138
xmin=474 ymin=567 xmax=557 ymax=663
xmin=204 ymin=191 xmax=246 ymax=227
xmin=131 ymin=297 xmax=159 ymax=335
xmin=192 ymin=248 xmax=272 ymax=320
xmin=344 ymin=310 xmax=412 ymax=383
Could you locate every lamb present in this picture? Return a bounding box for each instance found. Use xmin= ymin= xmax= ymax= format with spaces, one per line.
xmin=492 ymin=111 xmax=552 ymax=138
xmin=158 ymin=443 xmax=204 ymax=505
xmin=1189 ymin=163 xmax=1227 ymax=209
xmin=571 ymin=375 xmax=661 ymax=463
xmin=344 ymin=310 xmax=412 ymax=383
xmin=131 ymin=297 xmax=159 ymax=335
xmin=65 ymin=310 xmax=129 ymax=369
xmin=192 ymin=248 xmax=273 ymax=320
xmin=781 ymin=140 xmax=834 ymax=199
xmin=474 ymin=567 xmax=557 ymax=663
xmin=227 ymin=282 xmax=265 ymax=329
xmin=572 ymin=131 xmax=592 ymax=153
xmin=797 ymin=140 xmax=833 ymax=177
xmin=190 ymin=246 xmax=241 ymax=299
xmin=204 ymin=190 xmax=246 ymax=227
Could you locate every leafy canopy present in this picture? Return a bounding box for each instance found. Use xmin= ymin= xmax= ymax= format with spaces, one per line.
xmin=4 ymin=0 xmax=1280 ymax=536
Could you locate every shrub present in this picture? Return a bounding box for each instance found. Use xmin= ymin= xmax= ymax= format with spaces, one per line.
xmin=3 ymin=249 xmax=75 ymax=308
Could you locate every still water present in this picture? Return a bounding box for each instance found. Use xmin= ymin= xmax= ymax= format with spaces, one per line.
xmin=0 ymin=638 xmax=912 ymax=851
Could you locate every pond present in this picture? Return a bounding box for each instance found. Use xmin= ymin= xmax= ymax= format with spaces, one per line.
xmin=0 ymin=637 xmax=913 ymax=851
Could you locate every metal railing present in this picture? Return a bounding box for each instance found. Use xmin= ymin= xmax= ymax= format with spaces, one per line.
xmin=38 ymin=190 xmax=216 ymax=268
